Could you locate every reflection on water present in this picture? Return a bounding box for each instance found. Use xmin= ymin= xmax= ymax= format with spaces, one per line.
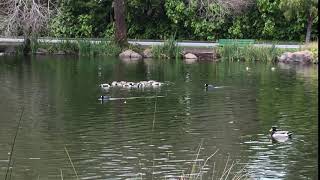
xmin=0 ymin=56 xmax=318 ymax=179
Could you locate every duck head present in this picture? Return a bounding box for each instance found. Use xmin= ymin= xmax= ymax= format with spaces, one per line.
xmin=269 ymin=126 xmax=277 ymax=134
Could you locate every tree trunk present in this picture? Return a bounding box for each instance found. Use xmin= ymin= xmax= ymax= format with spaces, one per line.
xmin=305 ymin=10 xmax=313 ymax=43
xmin=113 ymin=0 xmax=127 ymax=46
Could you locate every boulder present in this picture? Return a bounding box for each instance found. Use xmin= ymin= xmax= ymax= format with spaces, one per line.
xmin=119 ymin=50 xmax=142 ymax=60
xmin=143 ymin=48 xmax=153 ymax=58
xmin=36 ymin=48 xmax=48 ymax=54
xmin=278 ymin=51 xmax=312 ymax=64
xmin=184 ymin=53 xmax=198 ymax=60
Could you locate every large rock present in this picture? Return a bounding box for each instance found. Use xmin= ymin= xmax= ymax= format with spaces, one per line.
xmin=278 ymin=51 xmax=312 ymax=64
xmin=143 ymin=48 xmax=153 ymax=58
xmin=119 ymin=50 xmax=142 ymax=60
xmin=184 ymin=53 xmax=198 ymax=60
xmin=36 ymin=48 xmax=48 ymax=54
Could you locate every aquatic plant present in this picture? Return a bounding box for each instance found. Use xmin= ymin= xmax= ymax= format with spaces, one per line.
xmin=77 ymin=38 xmax=122 ymax=56
xmin=152 ymin=35 xmax=182 ymax=60
xmin=28 ymin=38 xmax=121 ymax=57
xmin=217 ymin=45 xmax=298 ymax=62
xmin=178 ymin=143 xmax=250 ymax=180
xmin=33 ymin=39 xmax=78 ymax=54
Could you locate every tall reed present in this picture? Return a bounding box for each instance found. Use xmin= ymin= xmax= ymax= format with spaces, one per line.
xmin=77 ymin=39 xmax=122 ymax=56
xmin=152 ymin=35 xmax=182 ymax=60
xmin=217 ymin=44 xmax=295 ymax=62
xmin=181 ymin=142 xmax=250 ymax=180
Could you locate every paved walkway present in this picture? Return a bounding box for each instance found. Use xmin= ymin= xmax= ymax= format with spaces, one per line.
xmin=0 ymin=37 xmax=302 ymax=49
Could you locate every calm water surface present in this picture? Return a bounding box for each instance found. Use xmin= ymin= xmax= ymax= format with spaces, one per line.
xmin=0 ymin=56 xmax=318 ymax=180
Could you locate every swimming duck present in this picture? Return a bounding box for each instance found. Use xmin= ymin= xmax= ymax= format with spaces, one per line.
xmin=269 ymin=126 xmax=292 ymax=140
xmin=271 ymin=67 xmax=276 ymax=71
xmin=131 ymin=82 xmax=143 ymax=88
xmin=205 ymin=84 xmax=218 ymax=91
xmin=99 ymin=95 xmax=110 ymax=101
xmin=204 ymin=84 xmax=215 ymax=88
xmin=100 ymin=83 xmax=111 ymax=89
xmin=122 ymin=82 xmax=132 ymax=89
xmin=111 ymin=81 xmax=120 ymax=87
xmin=151 ymin=82 xmax=163 ymax=87
xmin=246 ymin=67 xmax=250 ymax=71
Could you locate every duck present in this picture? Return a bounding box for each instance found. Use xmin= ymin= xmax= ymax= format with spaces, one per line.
xmin=271 ymin=67 xmax=276 ymax=71
xmin=269 ymin=126 xmax=292 ymax=141
xmin=205 ymin=83 xmax=219 ymax=90
xmin=131 ymin=82 xmax=143 ymax=88
xmin=204 ymin=83 xmax=215 ymax=88
xmin=100 ymin=83 xmax=111 ymax=89
xmin=98 ymin=95 xmax=110 ymax=101
xmin=140 ymin=81 xmax=151 ymax=88
xmin=246 ymin=67 xmax=250 ymax=71
xmin=111 ymin=81 xmax=120 ymax=87
xmin=122 ymin=82 xmax=132 ymax=89
xmin=151 ymin=82 xmax=163 ymax=88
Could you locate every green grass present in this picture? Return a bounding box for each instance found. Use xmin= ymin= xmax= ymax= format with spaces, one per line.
xmin=217 ymin=44 xmax=298 ymax=62
xmin=179 ymin=143 xmax=250 ymax=180
xmin=29 ymin=38 xmax=121 ymax=57
xmin=152 ymin=35 xmax=182 ymax=60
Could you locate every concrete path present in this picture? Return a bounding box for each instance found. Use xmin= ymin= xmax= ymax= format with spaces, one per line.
xmin=0 ymin=37 xmax=302 ymax=49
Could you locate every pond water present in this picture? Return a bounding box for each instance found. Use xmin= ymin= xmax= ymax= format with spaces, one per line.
xmin=0 ymin=56 xmax=318 ymax=180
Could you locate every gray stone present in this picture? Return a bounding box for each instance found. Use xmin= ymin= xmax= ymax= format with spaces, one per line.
xmin=119 ymin=50 xmax=142 ymax=60
xmin=278 ymin=51 xmax=312 ymax=64
xmin=36 ymin=48 xmax=48 ymax=54
xmin=184 ymin=53 xmax=198 ymax=60
xmin=142 ymin=48 xmax=153 ymax=58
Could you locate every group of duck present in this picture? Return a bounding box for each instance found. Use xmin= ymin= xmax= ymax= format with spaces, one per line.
xmin=99 ymin=80 xmax=292 ymax=142
xmin=100 ymin=80 xmax=164 ymax=91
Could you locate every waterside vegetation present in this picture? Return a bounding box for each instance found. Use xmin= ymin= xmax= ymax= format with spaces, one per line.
xmin=12 ymin=37 xmax=318 ymax=64
xmin=27 ymin=38 xmax=122 ymax=57
xmin=151 ymin=35 xmax=182 ymax=60
xmin=217 ymin=45 xmax=297 ymax=62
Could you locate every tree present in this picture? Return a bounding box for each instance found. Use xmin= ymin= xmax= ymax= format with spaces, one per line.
xmin=113 ymin=0 xmax=127 ymax=46
xmin=279 ymin=0 xmax=318 ymax=43
xmin=0 ymin=0 xmax=55 ymax=54
xmin=164 ymin=0 xmax=254 ymax=40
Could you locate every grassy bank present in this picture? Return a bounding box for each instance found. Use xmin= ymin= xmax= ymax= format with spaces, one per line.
xmin=216 ymin=45 xmax=299 ymax=62
xmin=28 ymin=38 xmax=122 ymax=57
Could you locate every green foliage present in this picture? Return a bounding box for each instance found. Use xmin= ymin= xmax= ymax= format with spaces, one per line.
xmin=50 ymin=0 xmax=112 ymax=38
xmin=48 ymin=0 xmax=318 ymax=42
